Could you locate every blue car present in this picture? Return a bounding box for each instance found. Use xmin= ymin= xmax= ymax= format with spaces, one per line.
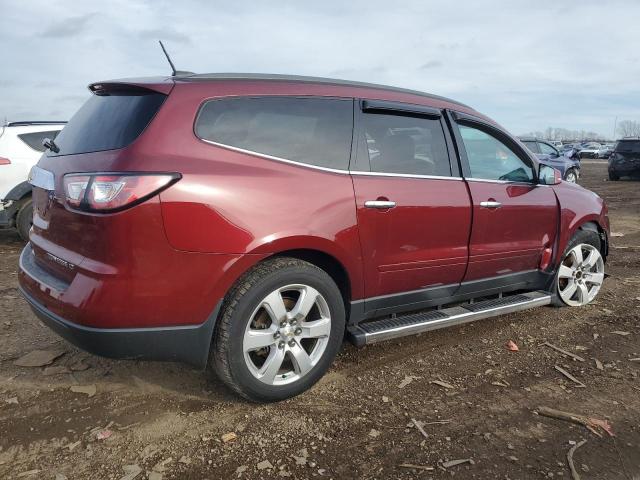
xmin=519 ymin=138 xmax=581 ymax=183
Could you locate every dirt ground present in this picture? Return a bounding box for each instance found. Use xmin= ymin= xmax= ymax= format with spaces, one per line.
xmin=1 ymin=160 xmax=639 ymax=480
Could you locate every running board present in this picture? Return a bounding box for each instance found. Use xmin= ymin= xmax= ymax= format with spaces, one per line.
xmin=348 ymin=291 xmax=551 ymax=346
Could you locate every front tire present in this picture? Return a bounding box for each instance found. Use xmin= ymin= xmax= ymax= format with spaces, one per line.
xmin=211 ymin=257 xmax=345 ymax=402
xmin=551 ymin=229 xmax=604 ymax=307
xmin=16 ymin=197 xmax=33 ymax=242
xmin=608 ymin=171 xmax=619 ymax=181
xmin=564 ymin=168 xmax=578 ymax=183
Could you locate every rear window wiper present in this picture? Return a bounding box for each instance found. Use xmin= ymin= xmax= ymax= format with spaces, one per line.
xmin=42 ymin=137 xmax=60 ymax=153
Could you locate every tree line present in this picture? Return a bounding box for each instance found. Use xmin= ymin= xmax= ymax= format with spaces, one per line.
xmin=521 ymin=120 xmax=640 ymax=142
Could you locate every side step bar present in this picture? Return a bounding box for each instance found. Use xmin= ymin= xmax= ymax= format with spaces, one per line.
xmin=348 ymin=291 xmax=551 ymax=346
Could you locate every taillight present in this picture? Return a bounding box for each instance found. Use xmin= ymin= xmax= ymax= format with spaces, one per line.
xmin=63 ymin=173 xmax=180 ymax=212
xmin=0 ymin=157 xmax=10 ymax=165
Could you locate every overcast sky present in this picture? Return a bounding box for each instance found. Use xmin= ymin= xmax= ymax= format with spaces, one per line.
xmin=1 ymin=0 xmax=639 ymax=137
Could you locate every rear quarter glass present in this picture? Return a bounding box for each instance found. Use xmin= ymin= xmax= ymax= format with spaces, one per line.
xmin=48 ymin=89 xmax=166 ymax=156
xmin=194 ymin=96 xmax=354 ymax=170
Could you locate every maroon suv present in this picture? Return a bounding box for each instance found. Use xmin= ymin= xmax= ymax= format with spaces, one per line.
xmin=19 ymin=73 xmax=609 ymax=401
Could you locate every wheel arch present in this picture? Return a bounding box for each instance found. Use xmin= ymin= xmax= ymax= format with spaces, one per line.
xmin=577 ymin=220 xmax=608 ymax=260
xmin=215 ymin=243 xmax=360 ymax=328
xmin=5 ymin=181 xmax=32 ymax=201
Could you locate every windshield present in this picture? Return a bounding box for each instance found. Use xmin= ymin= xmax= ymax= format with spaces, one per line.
xmin=48 ymin=89 xmax=166 ymax=156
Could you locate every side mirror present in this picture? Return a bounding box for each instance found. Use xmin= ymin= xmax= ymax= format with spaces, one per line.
xmin=539 ymin=164 xmax=562 ymax=185
xmin=550 ymin=151 xmax=559 ymax=158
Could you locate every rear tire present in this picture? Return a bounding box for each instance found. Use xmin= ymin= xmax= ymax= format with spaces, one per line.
xmin=551 ymin=229 xmax=604 ymax=307
xmin=211 ymin=257 xmax=345 ymax=402
xmin=608 ymin=171 xmax=619 ymax=181
xmin=16 ymin=197 xmax=33 ymax=242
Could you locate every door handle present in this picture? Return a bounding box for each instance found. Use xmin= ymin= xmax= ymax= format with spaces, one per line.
xmin=480 ymin=200 xmax=502 ymax=209
xmin=365 ymin=200 xmax=396 ymax=209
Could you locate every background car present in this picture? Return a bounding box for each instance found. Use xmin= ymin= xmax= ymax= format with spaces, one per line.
xmin=520 ymin=137 xmax=581 ymax=182
xmin=597 ymin=144 xmax=614 ymax=159
xmin=578 ymin=143 xmax=602 ymax=159
xmin=0 ymin=121 xmax=66 ymax=240
xmin=608 ymin=137 xmax=640 ymax=180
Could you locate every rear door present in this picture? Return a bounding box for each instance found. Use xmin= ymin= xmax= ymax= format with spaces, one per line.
xmin=449 ymin=112 xmax=558 ymax=282
xmin=351 ymin=100 xmax=472 ymax=314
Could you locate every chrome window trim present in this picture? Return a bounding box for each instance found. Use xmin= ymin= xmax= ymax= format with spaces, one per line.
xmin=198 ymin=138 xmax=350 ymax=175
xmin=465 ymin=177 xmax=539 ymax=186
xmin=350 ymin=171 xmax=462 ymax=181
xmin=199 ymin=139 xmax=464 ymax=180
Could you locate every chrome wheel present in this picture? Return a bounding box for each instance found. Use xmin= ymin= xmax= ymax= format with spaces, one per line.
xmin=557 ymin=244 xmax=604 ymax=306
xmin=565 ymin=170 xmax=577 ymax=183
xmin=243 ymin=284 xmax=331 ymax=386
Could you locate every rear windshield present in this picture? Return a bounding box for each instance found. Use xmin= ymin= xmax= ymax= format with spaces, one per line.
xmin=18 ymin=130 xmax=61 ymax=152
xmin=615 ymin=140 xmax=640 ymax=153
xmin=48 ymin=89 xmax=166 ymax=156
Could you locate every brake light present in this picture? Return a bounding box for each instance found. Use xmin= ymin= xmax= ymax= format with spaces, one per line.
xmin=0 ymin=157 xmax=10 ymax=165
xmin=63 ymin=173 xmax=180 ymax=212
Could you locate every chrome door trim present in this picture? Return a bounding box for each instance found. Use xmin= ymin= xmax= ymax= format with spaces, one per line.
xmin=350 ymin=170 xmax=462 ymax=181
xmin=364 ymin=200 xmax=397 ymax=209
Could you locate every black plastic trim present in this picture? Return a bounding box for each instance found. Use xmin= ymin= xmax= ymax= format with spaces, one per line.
xmin=349 ymin=270 xmax=553 ymax=320
xmin=361 ymin=99 xmax=441 ymax=118
xmin=19 ymin=286 xmax=221 ymax=369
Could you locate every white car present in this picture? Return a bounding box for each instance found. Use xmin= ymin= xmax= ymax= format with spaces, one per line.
xmin=0 ymin=121 xmax=66 ymax=240
xmin=578 ymin=143 xmax=602 ymax=159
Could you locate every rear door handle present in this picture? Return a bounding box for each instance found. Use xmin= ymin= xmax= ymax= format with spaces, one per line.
xmin=480 ymin=200 xmax=502 ymax=209
xmin=365 ymin=200 xmax=396 ymax=209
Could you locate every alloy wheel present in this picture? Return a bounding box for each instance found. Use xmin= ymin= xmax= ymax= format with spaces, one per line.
xmin=557 ymin=243 xmax=604 ymax=306
xmin=565 ymin=170 xmax=577 ymax=183
xmin=243 ymin=284 xmax=331 ymax=385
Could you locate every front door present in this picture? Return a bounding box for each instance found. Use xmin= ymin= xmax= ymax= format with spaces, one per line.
xmin=351 ymin=101 xmax=472 ymax=313
xmin=451 ymin=115 xmax=558 ymax=282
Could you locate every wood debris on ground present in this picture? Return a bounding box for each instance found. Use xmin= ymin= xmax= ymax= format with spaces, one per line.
xmin=536 ymin=406 xmax=614 ymax=437
xmin=566 ymin=440 xmax=587 ymax=480
xmin=430 ymin=379 xmax=454 ymax=389
xmin=411 ymin=418 xmax=429 ymax=440
xmin=441 ymin=458 xmax=474 ymax=468
xmin=399 ymin=463 xmax=434 ymax=471
xmin=555 ymin=365 xmax=586 ymax=388
xmin=541 ymin=342 xmax=585 ymax=362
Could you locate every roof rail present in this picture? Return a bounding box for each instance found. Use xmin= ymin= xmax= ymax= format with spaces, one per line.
xmin=176 ymin=72 xmax=471 ymax=108
xmin=6 ymin=121 xmax=67 ymax=127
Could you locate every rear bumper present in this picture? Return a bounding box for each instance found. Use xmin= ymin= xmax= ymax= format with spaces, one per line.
xmin=609 ymin=164 xmax=640 ymax=175
xmin=19 ymin=284 xmax=221 ymax=369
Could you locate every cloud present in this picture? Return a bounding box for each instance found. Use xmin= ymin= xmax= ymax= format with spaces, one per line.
xmin=139 ymin=28 xmax=191 ymax=44
xmin=420 ymin=61 xmax=443 ymax=70
xmin=41 ymin=13 xmax=96 ymax=38
xmin=1 ymin=0 xmax=639 ymax=137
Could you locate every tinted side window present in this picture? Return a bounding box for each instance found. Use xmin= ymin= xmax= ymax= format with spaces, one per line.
xmin=538 ymin=142 xmax=557 ymax=155
xmin=195 ymin=97 xmax=353 ymax=170
xmin=361 ymin=113 xmax=451 ymax=176
xmin=458 ymin=125 xmax=534 ymax=182
xmin=18 ymin=130 xmax=61 ymax=152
